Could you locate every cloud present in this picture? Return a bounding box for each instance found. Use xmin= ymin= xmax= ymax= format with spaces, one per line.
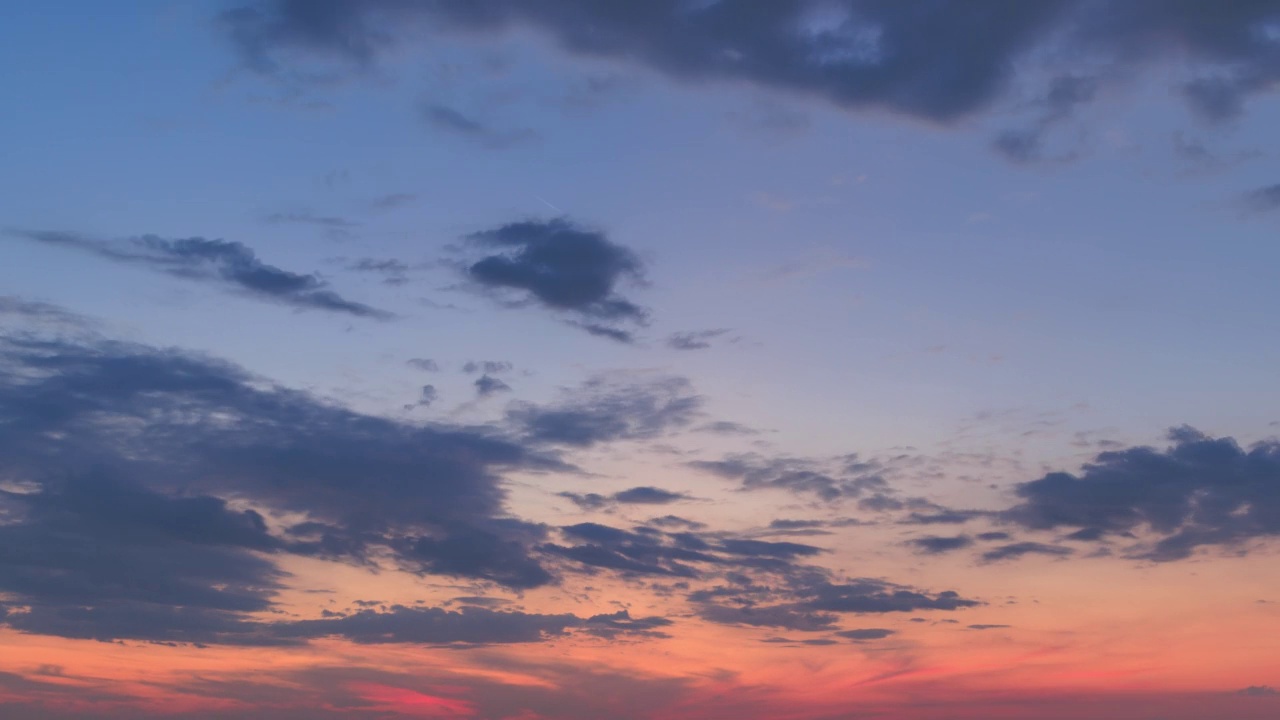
xmin=689 ymin=453 xmax=889 ymax=502
xmin=561 ymin=486 xmax=692 ymax=511
xmin=1237 ymin=686 xmax=1279 ymax=696
xmin=667 ymin=329 xmax=731 ymax=351
xmin=263 ymin=211 xmax=358 ymax=230
xmin=462 ymin=218 xmax=648 ymax=339
xmin=8 ymin=230 xmax=390 ymax=318
xmin=219 ymin=1 xmax=1280 ymax=127
xmin=509 ymin=374 xmax=701 ymax=447
xmin=370 ymin=192 xmax=417 ymax=210
xmin=346 ymin=257 xmax=410 ymax=285
xmin=421 ymin=103 xmax=537 ymax=149
xmin=276 ymin=605 xmax=656 ymax=645
xmin=614 ymin=486 xmax=691 ymax=504
xmin=908 ymin=535 xmax=975 ymax=554
xmin=463 ymin=360 xmax=514 ymax=374
xmin=475 ymin=374 xmax=513 ymax=397
xmin=1242 ymin=183 xmax=1280 ymax=213
xmin=1004 ymin=427 xmax=1280 ymax=561
xmin=837 ymin=628 xmax=896 ymax=640
xmin=0 ymin=312 xmax=574 ymax=644
xmin=992 ymin=74 xmax=1096 ymax=163
xmin=406 ymin=357 xmax=440 ymax=372
xmin=981 ymin=542 xmax=1074 ymax=563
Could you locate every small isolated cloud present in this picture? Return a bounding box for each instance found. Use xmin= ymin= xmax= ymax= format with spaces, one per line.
xmin=346 ymin=258 xmax=410 ymax=285
xmin=463 ymin=360 xmax=513 ymax=374
xmin=560 ymin=486 xmax=692 ymax=512
xmin=474 ymin=374 xmax=512 ymax=398
xmin=371 ymin=193 xmax=417 ymax=210
xmin=415 ymin=385 xmax=439 ymax=408
xmin=837 ymin=628 xmax=896 ymax=641
xmin=406 ymin=358 xmax=440 ymax=372
xmin=967 ymin=624 xmax=1011 ymax=631
xmin=461 ymin=218 xmax=648 ymax=341
xmin=10 ymin=230 xmax=389 ymax=319
xmin=908 ymin=535 xmax=975 ymax=554
xmin=667 ymin=329 xmax=731 ymax=351
xmin=1242 ymin=184 xmax=1280 ymax=214
xmin=981 ymin=542 xmax=1074 ymax=563
xmin=263 ymin=211 xmax=358 ymax=230
xmin=422 ymin=103 xmax=536 ymax=149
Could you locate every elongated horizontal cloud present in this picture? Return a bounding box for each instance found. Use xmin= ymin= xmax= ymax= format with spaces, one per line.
xmin=560 ymin=485 xmax=692 ymax=510
xmin=1004 ymin=427 xmax=1280 ymax=561
xmin=509 ymin=374 xmax=701 ymax=447
xmin=221 ymin=1 xmax=1280 ymax=125
xmin=461 ymin=218 xmax=648 ymax=341
xmin=8 ymin=230 xmax=389 ymax=318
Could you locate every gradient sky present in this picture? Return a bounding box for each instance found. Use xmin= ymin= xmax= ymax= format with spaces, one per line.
xmin=2 ymin=2 xmax=1280 ymax=718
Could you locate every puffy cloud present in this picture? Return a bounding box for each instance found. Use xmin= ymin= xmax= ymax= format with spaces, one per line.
xmin=1004 ymin=427 xmax=1280 ymax=560
xmin=462 ymin=218 xmax=647 ymax=340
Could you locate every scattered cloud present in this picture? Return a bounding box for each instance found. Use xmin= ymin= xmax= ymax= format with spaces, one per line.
xmin=1004 ymin=427 xmax=1280 ymax=561
xmin=422 ymin=103 xmax=537 ymax=149
xmin=9 ymin=230 xmax=390 ymax=319
xmin=461 ymin=218 xmax=648 ymax=340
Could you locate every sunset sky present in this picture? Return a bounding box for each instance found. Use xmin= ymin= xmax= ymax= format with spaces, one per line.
xmin=2 ymin=1 xmax=1280 ymax=718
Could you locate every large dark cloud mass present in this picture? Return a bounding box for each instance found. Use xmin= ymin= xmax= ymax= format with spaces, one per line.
xmin=0 ymin=307 xmax=569 ymax=643
xmin=462 ymin=218 xmax=647 ymax=341
xmin=8 ymin=230 xmax=389 ymax=318
xmin=221 ymin=1 xmax=1280 ymax=126
xmin=1005 ymin=427 xmax=1280 ymax=561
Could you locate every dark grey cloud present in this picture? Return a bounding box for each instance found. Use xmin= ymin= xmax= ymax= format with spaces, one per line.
xmin=1242 ymin=183 xmax=1280 ymax=213
xmin=0 ymin=315 xmax=576 ymax=643
xmin=561 ymin=486 xmax=692 ymax=511
xmin=837 ymin=628 xmax=896 ymax=640
xmin=462 ymin=218 xmax=648 ymax=340
xmin=981 ymin=541 xmax=1074 ymax=563
xmin=967 ymin=624 xmax=1011 ymax=630
xmin=908 ymin=535 xmax=975 ymax=554
xmin=220 ymin=1 xmax=1280 ymax=129
xmin=9 ymin=230 xmax=389 ymax=318
xmin=1004 ymin=427 xmax=1280 ymax=561
xmin=614 ymin=486 xmax=691 ymax=505
xmin=422 ymin=103 xmax=538 ymax=148
xmin=475 ymin=374 xmax=513 ymax=397
xmin=509 ymin=374 xmax=701 ymax=447
xmin=667 ymin=329 xmax=730 ymax=351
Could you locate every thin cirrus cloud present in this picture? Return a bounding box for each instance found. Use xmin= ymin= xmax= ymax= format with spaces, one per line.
xmin=221 ymin=1 xmax=1280 ymax=132
xmin=8 ymin=230 xmax=390 ymax=319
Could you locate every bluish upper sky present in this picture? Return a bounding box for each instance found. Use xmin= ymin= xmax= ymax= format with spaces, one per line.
xmin=1 ymin=2 xmax=1279 ymax=719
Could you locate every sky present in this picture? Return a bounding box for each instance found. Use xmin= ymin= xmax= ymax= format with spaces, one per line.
xmin=1 ymin=1 xmax=1279 ymax=718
